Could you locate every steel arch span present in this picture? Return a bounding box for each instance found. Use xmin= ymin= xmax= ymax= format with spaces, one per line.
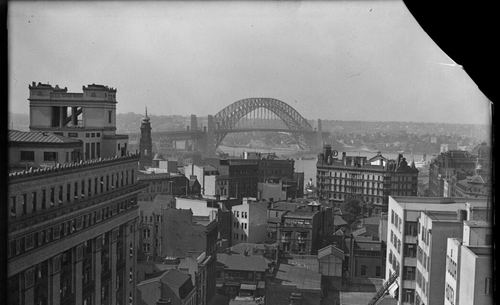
xmin=212 ymin=98 xmax=314 ymax=149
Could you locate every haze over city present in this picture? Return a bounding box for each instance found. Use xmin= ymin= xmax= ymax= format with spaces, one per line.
xmin=8 ymin=1 xmax=490 ymax=125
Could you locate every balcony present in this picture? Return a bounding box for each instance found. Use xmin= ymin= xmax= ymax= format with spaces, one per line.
xmin=402 ymin=280 xmax=416 ymax=289
xmin=404 ymin=235 xmax=417 ymax=244
xmin=404 ymin=257 xmax=417 ymax=266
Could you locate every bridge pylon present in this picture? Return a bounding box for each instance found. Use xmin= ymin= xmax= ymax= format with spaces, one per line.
xmin=316 ymin=118 xmax=323 ymax=150
xmin=206 ymin=115 xmax=216 ymax=155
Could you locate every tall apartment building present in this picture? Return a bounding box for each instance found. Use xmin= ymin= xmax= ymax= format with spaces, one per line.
xmin=7 ymin=154 xmax=144 ymax=305
xmin=414 ymin=211 xmax=464 ymax=305
xmin=444 ymin=220 xmax=493 ymax=305
xmin=385 ymin=196 xmax=488 ymax=305
xmin=316 ymin=145 xmax=418 ymax=214
xmin=28 ymin=82 xmax=129 ymax=159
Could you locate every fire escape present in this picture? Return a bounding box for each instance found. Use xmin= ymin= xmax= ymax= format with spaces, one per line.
xmin=367 ymin=272 xmax=398 ymax=305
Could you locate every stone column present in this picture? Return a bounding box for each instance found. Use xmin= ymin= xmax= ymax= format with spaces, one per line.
xmin=72 ymin=107 xmax=78 ymax=125
xmin=51 ymin=255 xmax=62 ymax=305
xmin=111 ymin=228 xmax=118 ymax=305
xmin=75 ymin=244 xmax=83 ymax=305
xmin=24 ymin=267 xmax=35 ymax=305
xmin=94 ymin=238 xmax=102 ymax=305
xmin=59 ymin=107 xmax=65 ymax=127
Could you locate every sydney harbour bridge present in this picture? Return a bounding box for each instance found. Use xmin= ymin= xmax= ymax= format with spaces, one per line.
xmin=127 ymin=98 xmax=329 ymax=155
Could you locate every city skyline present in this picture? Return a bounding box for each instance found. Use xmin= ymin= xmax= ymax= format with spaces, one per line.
xmin=8 ymin=1 xmax=491 ymax=125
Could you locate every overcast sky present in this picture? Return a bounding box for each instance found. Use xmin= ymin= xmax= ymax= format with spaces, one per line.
xmin=8 ymin=1 xmax=491 ymax=125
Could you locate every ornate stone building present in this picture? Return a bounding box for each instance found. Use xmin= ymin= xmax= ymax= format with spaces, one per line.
xmin=316 ymin=145 xmax=419 ymax=214
xmin=7 ymin=154 xmax=144 ymax=305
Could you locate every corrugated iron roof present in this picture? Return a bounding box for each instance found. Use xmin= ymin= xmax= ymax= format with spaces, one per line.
xmin=9 ymin=130 xmax=81 ymax=144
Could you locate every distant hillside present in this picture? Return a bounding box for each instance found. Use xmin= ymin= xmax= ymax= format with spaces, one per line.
xmin=8 ymin=113 xmax=30 ymax=131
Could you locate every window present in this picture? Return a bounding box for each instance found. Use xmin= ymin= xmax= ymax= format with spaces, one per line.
xmin=86 ymin=133 xmax=90 ymax=138
xmin=361 ymin=265 xmax=367 ymax=276
xmin=85 ymin=143 xmax=90 ymax=159
xmin=43 ymin=152 xmax=57 ymax=162
xmin=376 ymin=266 xmax=381 ymax=277
xmin=108 ymin=111 xmax=112 ymax=123
xmin=485 ymin=278 xmax=492 ymax=294
xmin=22 ymin=194 xmax=27 ymax=215
xmin=10 ymin=196 xmax=16 ymax=218
xmin=32 ymin=191 xmax=37 ymax=212
xmin=68 ymin=132 xmax=78 ymax=137
xmin=20 ymin=151 xmax=35 ymax=161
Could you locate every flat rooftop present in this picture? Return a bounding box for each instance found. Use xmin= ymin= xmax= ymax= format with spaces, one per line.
xmin=466 ymin=246 xmax=492 ymax=257
xmin=464 ymin=220 xmax=491 ymax=228
xmin=423 ymin=211 xmax=460 ymax=221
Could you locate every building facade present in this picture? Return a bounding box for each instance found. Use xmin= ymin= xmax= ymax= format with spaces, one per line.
xmin=316 ymin=145 xmax=418 ymax=214
xmin=231 ymin=199 xmax=268 ymax=246
xmin=414 ymin=211 xmax=463 ymax=305
xmin=385 ymin=196 xmax=488 ymax=305
xmin=28 ymin=82 xmax=129 ymax=160
xmin=203 ymin=157 xmax=259 ymax=199
xmin=277 ymin=206 xmax=322 ymax=255
xmin=7 ymin=154 xmax=144 ymax=305
xmin=8 ymin=130 xmax=83 ymax=172
xmin=444 ymin=221 xmax=492 ymax=305
xmin=161 ymin=209 xmax=218 ymax=305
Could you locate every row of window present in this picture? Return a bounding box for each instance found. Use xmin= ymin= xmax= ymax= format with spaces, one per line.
xmin=234 ymin=233 xmax=247 ymax=241
xmin=222 ymin=270 xmax=262 ymax=281
xmin=446 ymin=254 xmax=458 ymax=279
xmin=390 ymin=230 xmax=401 ymax=254
xmin=445 ymin=283 xmax=455 ymax=305
xmin=8 ymin=199 xmax=136 ymax=259
xmin=391 ymin=210 xmax=402 ymax=233
xmin=20 ymin=150 xmax=63 ymax=162
xmin=10 ymin=169 xmax=135 ymax=218
xmin=417 ymin=245 xmax=430 ymax=271
xmin=233 ymin=222 xmax=248 ymax=230
xmin=416 ymin=268 xmax=429 ymax=297
xmin=234 ymin=210 xmax=248 ymax=219
xmin=319 ymin=171 xmax=384 ymax=180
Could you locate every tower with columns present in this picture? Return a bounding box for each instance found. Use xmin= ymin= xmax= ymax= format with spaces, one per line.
xmin=28 ymin=82 xmax=129 ymax=160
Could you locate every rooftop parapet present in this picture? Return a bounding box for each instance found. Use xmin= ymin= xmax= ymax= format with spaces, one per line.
xmin=8 ymin=153 xmax=140 ymax=180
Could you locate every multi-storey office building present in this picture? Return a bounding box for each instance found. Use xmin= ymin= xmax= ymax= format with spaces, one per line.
xmin=28 ymin=82 xmax=129 ymax=159
xmin=316 ymin=145 xmax=418 ymax=214
xmin=242 ymin=151 xmax=295 ymax=183
xmin=7 ymin=154 xmax=144 ymax=305
xmin=428 ymin=150 xmax=481 ymax=197
xmin=277 ymin=204 xmax=322 ymax=255
xmin=203 ymin=157 xmax=259 ymax=199
xmin=414 ymin=211 xmax=464 ymax=305
xmin=385 ymin=196 xmax=488 ymax=305
xmin=445 ymin=221 xmax=492 ymax=305
xmin=137 ymin=171 xmax=198 ymax=202
xmin=231 ymin=199 xmax=268 ymax=245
